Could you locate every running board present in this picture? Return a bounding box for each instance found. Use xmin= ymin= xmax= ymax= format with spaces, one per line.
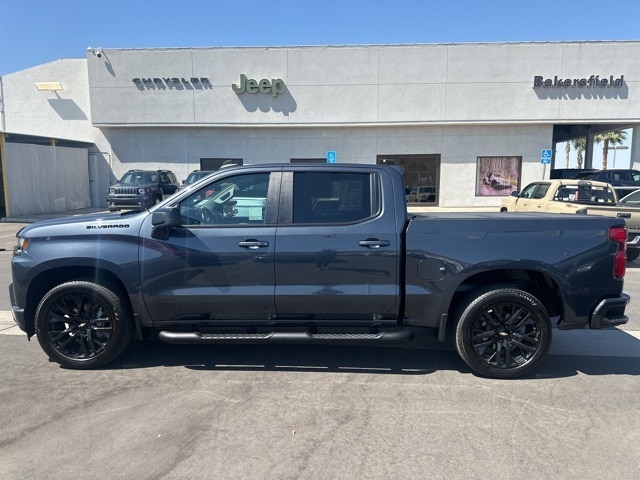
xmin=157 ymin=330 xmax=413 ymax=345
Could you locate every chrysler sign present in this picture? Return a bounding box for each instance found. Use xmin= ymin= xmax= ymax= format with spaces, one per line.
xmin=132 ymin=77 xmax=212 ymax=89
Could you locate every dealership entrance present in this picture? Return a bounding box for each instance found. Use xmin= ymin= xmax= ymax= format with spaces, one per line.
xmin=552 ymin=124 xmax=636 ymax=171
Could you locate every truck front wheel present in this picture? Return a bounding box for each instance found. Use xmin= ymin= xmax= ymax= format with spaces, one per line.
xmin=35 ymin=281 xmax=134 ymax=369
xmin=454 ymin=287 xmax=552 ymax=379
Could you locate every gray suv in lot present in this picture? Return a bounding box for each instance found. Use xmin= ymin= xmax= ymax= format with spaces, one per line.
xmin=107 ymin=169 xmax=180 ymax=211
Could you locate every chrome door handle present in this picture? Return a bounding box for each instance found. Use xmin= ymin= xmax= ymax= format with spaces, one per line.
xmin=358 ymin=239 xmax=390 ymax=249
xmin=238 ymin=240 xmax=270 ymax=249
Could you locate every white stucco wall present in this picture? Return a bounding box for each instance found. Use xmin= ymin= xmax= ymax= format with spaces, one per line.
xmin=100 ymin=123 xmax=550 ymax=208
xmin=2 ymin=59 xmax=95 ymax=141
xmin=85 ymin=42 xmax=640 ymax=127
xmin=1 ymin=41 xmax=638 ymax=212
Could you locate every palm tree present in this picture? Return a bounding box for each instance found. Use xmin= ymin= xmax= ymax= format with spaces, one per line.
xmin=572 ymin=137 xmax=586 ymax=169
xmin=564 ymin=141 xmax=570 ymax=168
xmin=595 ymin=130 xmax=628 ymax=170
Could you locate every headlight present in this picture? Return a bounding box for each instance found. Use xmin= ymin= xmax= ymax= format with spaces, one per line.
xmin=109 ymin=188 xmax=116 ymax=194
xmin=15 ymin=236 xmax=29 ymax=254
xmin=138 ymin=187 xmax=146 ymax=194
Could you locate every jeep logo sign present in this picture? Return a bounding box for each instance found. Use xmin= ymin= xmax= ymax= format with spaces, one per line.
xmin=232 ymin=74 xmax=285 ymax=97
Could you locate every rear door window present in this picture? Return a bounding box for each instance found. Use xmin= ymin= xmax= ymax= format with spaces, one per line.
xmin=292 ymin=172 xmax=379 ymax=224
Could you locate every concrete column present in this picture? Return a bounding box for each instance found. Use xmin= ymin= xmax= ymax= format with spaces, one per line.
xmin=0 ymin=132 xmax=8 ymax=217
xmin=585 ymin=131 xmax=596 ymax=169
xmin=630 ymin=124 xmax=639 ymax=170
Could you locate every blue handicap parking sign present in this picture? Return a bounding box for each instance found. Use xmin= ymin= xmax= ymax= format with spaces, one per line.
xmin=541 ymin=149 xmax=552 ymax=164
xmin=327 ymin=151 xmax=337 ymax=163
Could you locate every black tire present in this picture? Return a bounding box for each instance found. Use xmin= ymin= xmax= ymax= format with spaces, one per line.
xmin=454 ymin=287 xmax=552 ymax=379
xmin=35 ymin=281 xmax=133 ymax=369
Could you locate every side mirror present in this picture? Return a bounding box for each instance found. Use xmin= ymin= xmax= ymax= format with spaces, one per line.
xmin=511 ymin=191 xmax=520 ymax=197
xmin=151 ymin=207 xmax=182 ymax=239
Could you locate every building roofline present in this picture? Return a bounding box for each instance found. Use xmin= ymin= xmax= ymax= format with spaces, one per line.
xmin=94 ymin=39 xmax=640 ymax=54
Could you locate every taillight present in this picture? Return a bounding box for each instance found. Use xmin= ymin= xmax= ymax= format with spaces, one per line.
xmin=609 ymin=226 xmax=628 ymax=279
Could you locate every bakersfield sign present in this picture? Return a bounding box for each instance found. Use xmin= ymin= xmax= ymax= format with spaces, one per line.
xmin=533 ymin=75 xmax=624 ymax=89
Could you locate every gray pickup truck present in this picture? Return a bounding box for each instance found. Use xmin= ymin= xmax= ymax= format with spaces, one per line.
xmin=9 ymin=164 xmax=630 ymax=378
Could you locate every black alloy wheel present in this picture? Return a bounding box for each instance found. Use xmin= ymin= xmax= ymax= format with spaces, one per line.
xmin=454 ymin=287 xmax=552 ymax=379
xmin=35 ymin=281 xmax=133 ymax=369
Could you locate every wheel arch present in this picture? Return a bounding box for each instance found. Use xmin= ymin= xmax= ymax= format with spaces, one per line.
xmin=24 ymin=266 xmax=133 ymax=338
xmin=447 ymin=268 xmax=563 ymax=328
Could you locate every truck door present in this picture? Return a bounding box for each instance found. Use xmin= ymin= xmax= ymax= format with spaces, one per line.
xmin=513 ymin=183 xmax=547 ymax=211
xmin=139 ymin=171 xmax=278 ymax=323
xmin=273 ymin=169 xmax=401 ymax=324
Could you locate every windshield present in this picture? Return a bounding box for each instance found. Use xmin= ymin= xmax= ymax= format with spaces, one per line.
xmin=574 ymin=172 xmax=595 ymax=180
xmin=186 ymin=171 xmax=214 ymax=184
xmin=119 ymin=171 xmax=156 ymax=184
xmin=621 ymin=190 xmax=640 ymax=205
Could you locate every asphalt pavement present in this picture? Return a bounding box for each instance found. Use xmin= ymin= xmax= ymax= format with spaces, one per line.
xmin=1 ymin=209 xmax=640 ymax=479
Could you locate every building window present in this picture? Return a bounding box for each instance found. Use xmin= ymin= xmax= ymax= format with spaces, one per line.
xmin=476 ymin=156 xmax=521 ymax=197
xmin=200 ymin=158 xmax=243 ymax=170
xmin=377 ymin=154 xmax=440 ymax=205
xmin=290 ymin=158 xmax=327 ymax=164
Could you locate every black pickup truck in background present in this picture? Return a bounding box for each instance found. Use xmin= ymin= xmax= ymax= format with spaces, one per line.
xmin=9 ymin=164 xmax=630 ymax=378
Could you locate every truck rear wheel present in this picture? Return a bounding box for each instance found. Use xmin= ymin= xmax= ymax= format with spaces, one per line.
xmin=454 ymin=287 xmax=552 ymax=379
xmin=35 ymin=281 xmax=133 ymax=369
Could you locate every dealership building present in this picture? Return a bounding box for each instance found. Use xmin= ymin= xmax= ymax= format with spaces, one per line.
xmin=0 ymin=41 xmax=639 ymax=218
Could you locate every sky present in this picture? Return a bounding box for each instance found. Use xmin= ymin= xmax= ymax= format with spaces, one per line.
xmin=2 ymin=0 xmax=640 ymax=76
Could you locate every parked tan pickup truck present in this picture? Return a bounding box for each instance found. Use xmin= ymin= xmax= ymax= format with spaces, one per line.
xmin=501 ymin=179 xmax=640 ymax=261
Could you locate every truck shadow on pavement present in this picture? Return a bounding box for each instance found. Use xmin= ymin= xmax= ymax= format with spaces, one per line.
xmin=536 ymin=354 xmax=640 ymax=378
xmin=112 ymin=342 xmax=463 ymax=376
xmin=106 ymin=340 xmax=640 ymax=380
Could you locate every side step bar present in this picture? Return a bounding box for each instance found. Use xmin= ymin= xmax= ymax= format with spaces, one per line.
xmin=158 ymin=330 xmax=413 ymax=345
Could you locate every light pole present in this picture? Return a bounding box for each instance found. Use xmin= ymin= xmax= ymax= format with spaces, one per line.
xmin=607 ymin=146 xmax=629 ymax=168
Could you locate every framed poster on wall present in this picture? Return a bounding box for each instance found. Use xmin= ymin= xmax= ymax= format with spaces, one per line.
xmin=476 ymin=156 xmax=521 ymax=196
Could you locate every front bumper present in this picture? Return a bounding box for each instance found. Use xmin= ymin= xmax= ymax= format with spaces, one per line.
xmin=8 ymin=283 xmax=27 ymax=334
xmin=590 ymin=294 xmax=630 ymax=329
xmin=107 ymin=195 xmax=153 ymax=210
